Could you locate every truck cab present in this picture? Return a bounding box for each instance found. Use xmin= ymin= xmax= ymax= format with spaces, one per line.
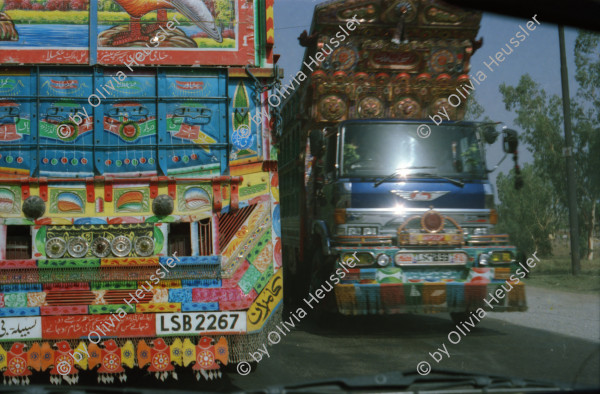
xmin=307 ymin=119 xmax=526 ymax=320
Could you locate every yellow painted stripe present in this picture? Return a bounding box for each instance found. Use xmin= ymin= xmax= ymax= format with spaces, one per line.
xmin=100 ymin=257 xmax=159 ymax=267
xmin=0 ymin=167 xmax=29 ymax=176
xmin=139 ymin=279 xmax=182 ymax=289
xmin=230 ymin=162 xmax=263 ymax=176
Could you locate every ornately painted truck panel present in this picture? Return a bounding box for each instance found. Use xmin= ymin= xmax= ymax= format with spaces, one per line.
xmin=0 ymin=0 xmax=274 ymax=67
xmin=0 ymin=0 xmax=282 ymax=385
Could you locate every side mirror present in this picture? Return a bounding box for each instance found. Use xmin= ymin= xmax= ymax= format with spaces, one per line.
xmin=309 ymin=129 xmax=324 ymax=157
xmin=502 ymin=128 xmax=519 ymax=154
xmin=483 ymin=125 xmax=499 ymax=144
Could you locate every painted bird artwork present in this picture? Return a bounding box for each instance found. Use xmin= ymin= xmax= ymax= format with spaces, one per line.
xmin=3 ymin=343 xmax=32 ymax=385
xmin=97 ymin=339 xmax=124 ymax=383
xmin=49 ymin=341 xmax=78 ymax=385
xmin=111 ymin=0 xmax=223 ymax=46
xmin=192 ymin=336 xmax=228 ymax=380
xmin=147 ymin=338 xmax=175 ymax=381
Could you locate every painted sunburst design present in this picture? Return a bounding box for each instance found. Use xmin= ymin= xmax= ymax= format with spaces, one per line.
xmin=102 ymin=353 xmax=120 ymax=372
xmin=197 ymin=350 xmax=214 ymax=368
xmin=8 ymin=356 xmax=26 ymax=375
xmin=151 ymin=353 xmax=169 ymax=370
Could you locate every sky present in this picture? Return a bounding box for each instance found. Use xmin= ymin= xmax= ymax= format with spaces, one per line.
xmin=272 ymin=0 xmax=582 ymax=195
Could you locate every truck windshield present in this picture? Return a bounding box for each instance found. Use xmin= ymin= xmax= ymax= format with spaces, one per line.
xmin=340 ymin=123 xmax=486 ymax=179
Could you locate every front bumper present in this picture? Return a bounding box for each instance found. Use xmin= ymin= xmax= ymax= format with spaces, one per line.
xmin=333 ymin=268 xmax=527 ymax=315
xmin=330 ymin=242 xmax=526 ymax=315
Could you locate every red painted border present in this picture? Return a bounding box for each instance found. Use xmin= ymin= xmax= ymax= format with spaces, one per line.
xmin=0 ymin=259 xmax=37 ymax=269
xmin=40 ymin=305 xmax=89 ymax=316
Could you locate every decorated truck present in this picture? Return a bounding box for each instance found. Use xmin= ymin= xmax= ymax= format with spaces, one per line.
xmin=280 ymin=0 xmax=527 ymax=321
xmin=0 ymin=0 xmax=282 ymax=385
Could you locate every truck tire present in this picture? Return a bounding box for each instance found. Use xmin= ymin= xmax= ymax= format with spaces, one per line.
xmin=283 ymin=248 xmax=302 ymax=311
xmin=308 ymin=243 xmax=336 ymax=324
xmin=309 ymin=244 xmax=331 ymax=294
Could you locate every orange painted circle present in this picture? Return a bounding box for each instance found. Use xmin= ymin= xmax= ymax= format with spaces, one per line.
xmin=8 ymin=356 xmax=27 ymax=375
xmin=123 ymin=124 xmax=137 ymax=138
xmin=102 ymin=353 xmax=120 ymax=372
xmin=152 ymin=353 xmax=169 ymax=371
xmin=197 ymin=350 xmax=214 ymax=368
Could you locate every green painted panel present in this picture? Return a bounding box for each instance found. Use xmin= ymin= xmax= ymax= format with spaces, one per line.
xmin=90 ymin=281 xmax=137 ymax=290
xmin=37 ymin=258 xmax=101 ymax=269
xmin=89 ymin=304 xmax=135 ymax=314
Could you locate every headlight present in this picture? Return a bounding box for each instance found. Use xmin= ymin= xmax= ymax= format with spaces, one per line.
xmin=341 ymin=252 xmax=374 ymax=266
xmin=363 ymin=227 xmax=377 ymax=235
xmin=491 ymin=251 xmax=513 ymax=263
xmin=473 ymin=227 xmax=488 ymax=235
xmin=376 ymin=253 xmax=391 ymax=267
xmin=348 ymin=227 xmax=361 ymax=236
xmin=478 ymin=253 xmax=489 ymax=266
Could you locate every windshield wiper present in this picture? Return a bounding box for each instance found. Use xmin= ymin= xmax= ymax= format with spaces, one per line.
xmin=374 ymin=168 xmax=464 ymax=188
xmin=373 ymin=167 xmax=435 ymax=187
xmin=411 ymin=172 xmax=465 ymax=187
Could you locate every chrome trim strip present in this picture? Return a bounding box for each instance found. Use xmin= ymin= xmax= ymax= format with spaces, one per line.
xmin=395 ymin=262 xmax=468 ymax=267
xmin=346 ymin=208 xmax=491 ymax=214
xmin=394 ymin=249 xmax=470 ymax=253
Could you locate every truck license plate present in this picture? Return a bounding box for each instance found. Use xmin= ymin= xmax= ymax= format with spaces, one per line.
xmin=157 ymin=312 xmax=246 ymax=335
xmin=415 ymin=252 xmax=449 ymax=262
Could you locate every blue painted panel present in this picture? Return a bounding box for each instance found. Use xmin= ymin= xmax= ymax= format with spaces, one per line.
xmin=181 ymin=302 xmax=219 ymax=312
xmin=0 ymin=67 xmax=231 ymax=178
xmin=0 ymin=74 xmax=33 ymax=176
xmin=350 ymin=179 xmax=486 ymax=209
xmin=163 ymin=72 xmax=227 ymax=175
xmin=0 ymin=307 xmax=40 ymax=317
